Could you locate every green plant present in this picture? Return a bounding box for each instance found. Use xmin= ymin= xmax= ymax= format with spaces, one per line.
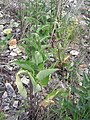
xmin=0 ymin=112 xmax=4 ymax=120
xmin=0 ymin=34 xmax=12 ymax=53
xmin=48 ymin=73 xmax=90 ymax=120
xmin=15 ymin=0 xmax=83 ymax=119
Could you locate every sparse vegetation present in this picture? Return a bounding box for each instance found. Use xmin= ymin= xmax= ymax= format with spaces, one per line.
xmin=0 ymin=0 xmax=90 ymax=120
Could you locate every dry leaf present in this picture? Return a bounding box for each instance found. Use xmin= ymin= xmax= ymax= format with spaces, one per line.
xmin=40 ymin=99 xmax=55 ymax=108
xmin=79 ymin=64 xmax=87 ymax=68
xmin=63 ymin=55 xmax=71 ymax=62
xmin=8 ymin=39 xmax=17 ymax=46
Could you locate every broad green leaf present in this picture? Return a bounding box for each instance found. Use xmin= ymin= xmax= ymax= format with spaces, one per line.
xmin=17 ymin=70 xmax=41 ymax=93
xmin=36 ymin=69 xmax=58 ymax=81
xmin=39 ymin=76 xmax=49 ymax=86
xmin=16 ymin=74 xmax=27 ymax=98
xmin=36 ymin=69 xmax=59 ymax=86
xmin=32 ymin=51 xmax=43 ymax=65
xmin=40 ymin=89 xmax=60 ymax=107
xmin=15 ymin=60 xmax=34 ymax=74
xmin=38 ymin=63 xmax=44 ymax=71
xmin=46 ymin=89 xmax=60 ymax=100
xmin=28 ymin=72 xmax=41 ymax=93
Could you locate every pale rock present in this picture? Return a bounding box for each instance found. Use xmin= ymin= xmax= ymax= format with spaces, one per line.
xmin=6 ymin=65 xmax=13 ymax=71
xmin=6 ymin=50 xmax=10 ymax=53
xmin=14 ymin=22 xmax=19 ymax=27
xmin=80 ymin=20 xmax=87 ymax=26
xmin=4 ymin=106 xmax=9 ymax=111
xmin=0 ymin=25 xmax=3 ymax=31
xmin=2 ymin=91 xmax=8 ymax=98
xmin=13 ymin=101 xmax=19 ymax=108
xmin=79 ymin=82 xmax=82 ymax=86
xmin=1 ymin=36 xmax=5 ymax=40
xmin=70 ymin=50 xmax=79 ymax=56
xmin=9 ymin=45 xmax=17 ymax=50
xmin=13 ymin=47 xmax=22 ymax=54
xmin=10 ymin=51 xmax=17 ymax=57
xmin=22 ymin=55 xmax=28 ymax=59
xmin=5 ymin=83 xmax=16 ymax=98
xmin=21 ymin=76 xmax=30 ymax=86
xmin=0 ymin=12 xmax=3 ymax=18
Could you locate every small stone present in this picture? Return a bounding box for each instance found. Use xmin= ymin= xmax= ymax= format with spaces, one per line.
xmin=2 ymin=91 xmax=8 ymax=99
xmin=1 ymin=36 xmax=5 ymax=40
xmin=9 ymin=45 xmax=17 ymax=50
xmin=16 ymin=28 xmax=20 ymax=33
xmin=21 ymin=76 xmax=29 ymax=86
xmin=6 ymin=50 xmax=10 ymax=53
xmin=70 ymin=50 xmax=79 ymax=56
xmin=4 ymin=106 xmax=9 ymax=111
xmin=0 ymin=25 xmax=4 ymax=31
xmin=13 ymin=47 xmax=22 ymax=54
xmin=10 ymin=51 xmax=17 ymax=57
xmin=11 ymin=76 xmax=16 ymax=81
xmin=0 ymin=75 xmax=3 ymax=81
xmin=6 ymin=65 xmax=13 ymax=71
xmin=79 ymin=82 xmax=82 ymax=86
xmin=49 ymin=57 xmax=55 ymax=62
xmin=84 ymin=68 xmax=89 ymax=74
xmin=22 ymin=55 xmax=28 ymax=59
xmin=5 ymin=83 xmax=16 ymax=98
xmin=80 ymin=20 xmax=87 ymax=26
xmin=14 ymin=22 xmax=19 ymax=27
xmin=13 ymin=101 xmax=19 ymax=108
xmin=0 ymin=12 xmax=3 ymax=18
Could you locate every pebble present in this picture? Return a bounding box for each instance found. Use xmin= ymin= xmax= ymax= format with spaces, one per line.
xmin=6 ymin=65 xmax=13 ymax=71
xmin=11 ymin=76 xmax=16 ymax=82
xmin=13 ymin=101 xmax=18 ymax=108
xmin=21 ymin=76 xmax=29 ymax=86
xmin=0 ymin=75 xmax=3 ymax=81
xmin=10 ymin=51 xmax=17 ymax=57
xmin=2 ymin=91 xmax=8 ymax=99
xmin=14 ymin=22 xmax=19 ymax=27
xmin=70 ymin=50 xmax=79 ymax=56
xmin=0 ymin=36 xmax=6 ymax=40
xmin=5 ymin=83 xmax=16 ymax=98
xmin=4 ymin=106 xmax=9 ymax=111
xmin=9 ymin=45 xmax=17 ymax=50
xmin=0 ymin=12 xmax=3 ymax=18
xmin=49 ymin=57 xmax=55 ymax=62
xmin=22 ymin=55 xmax=28 ymax=60
xmin=0 ymin=25 xmax=3 ymax=31
xmin=13 ymin=47 xmax=22 ymax=54
xmin=16 ymin=28 xmax=20 ymax=33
